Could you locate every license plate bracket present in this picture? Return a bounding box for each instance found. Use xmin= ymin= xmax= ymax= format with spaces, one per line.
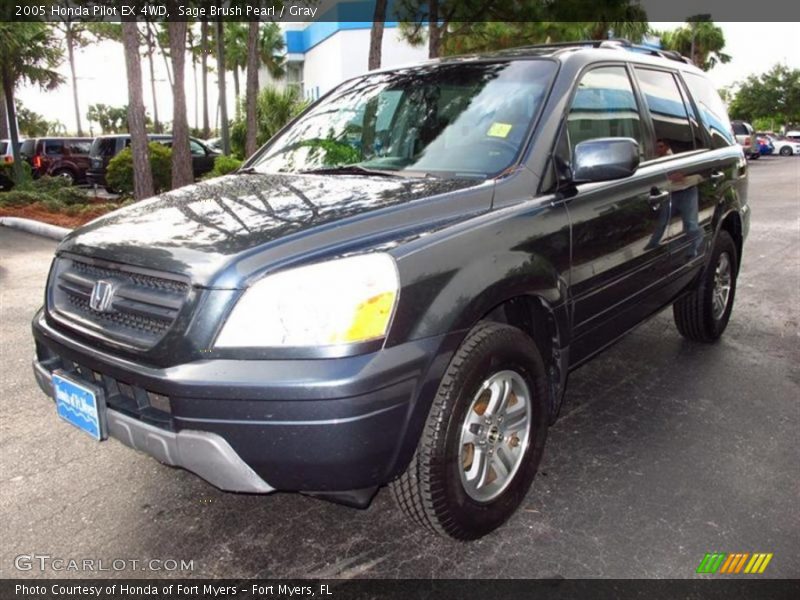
xmin=53 ymin=370 xmax=107 ymax=441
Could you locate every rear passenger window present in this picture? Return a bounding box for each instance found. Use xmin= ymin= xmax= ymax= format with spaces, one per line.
xmin=567 ymin=66 xmax=644 ymax=155
xmin=66 ymin=141 xmax=91 ymax=154
xmin=634 ymin=68 xmax=695 ymax=157
xmin=45 ymin=140 xmax=64 ymax=155
xmin=681 ymin=72 xmax=735 ymax=149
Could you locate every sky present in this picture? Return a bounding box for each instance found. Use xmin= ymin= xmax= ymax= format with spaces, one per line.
xmin=15 ymin=22 xmax=800 ymax=136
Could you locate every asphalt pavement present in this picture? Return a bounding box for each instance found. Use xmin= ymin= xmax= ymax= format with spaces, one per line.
xmin=1 ymin=156 xmax=798 ymax=579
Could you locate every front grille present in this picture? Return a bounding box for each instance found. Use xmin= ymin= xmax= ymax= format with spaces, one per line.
xmin=49 ymin=256 xmax=190 ymax=349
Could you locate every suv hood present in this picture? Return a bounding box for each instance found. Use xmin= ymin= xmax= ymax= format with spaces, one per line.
xmin=59 ymin=172 xmax=491 ymax=287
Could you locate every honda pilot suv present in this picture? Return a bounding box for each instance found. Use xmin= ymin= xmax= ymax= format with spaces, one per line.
xmin=32 ymin=41 xmax=749 ymax=540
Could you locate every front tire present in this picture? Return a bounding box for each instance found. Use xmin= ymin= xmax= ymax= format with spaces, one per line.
xmin=390 ymin=321 xmax=548 ymax=540
xmin=779 ymin=146 xmax=792 ymax=156
xmin=673 ymin=230 xmax=738 ymax=342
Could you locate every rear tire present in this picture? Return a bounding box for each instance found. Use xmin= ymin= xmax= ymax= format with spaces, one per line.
xmin=52 ymin=169 xmax=75 ymax=185
xmin=673 ymin=230 xmax=738 ymax=342
xmin=779 ymin=146 xmax=792 ymax=156
xmin=390 ymin=321 xmax=549 ymax=540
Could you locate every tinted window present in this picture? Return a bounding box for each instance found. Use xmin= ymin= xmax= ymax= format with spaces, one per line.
xmin=732 ymin=122 xmax=749 ymax=136
xmin=91 ymin=138 xmax=118 ymax=157
xmin=189 ymin=140 xmax=206 ymax=156
xmin=44 ymin=140 xmax=64 ymax=155
xmin=66 ymin=140 xmax=91 ymax=154
xmin=634 ymin=68 xmax=695 ymax=157
xmin=0 ymin=141 xmax=7 ymax=154
xmin=566 ymin=66 xmax=644 ymax=154
xmin=20 ymin=139 xmax=35 ymax=157
xmin=683 ymin=73 xmax=735 ymax=149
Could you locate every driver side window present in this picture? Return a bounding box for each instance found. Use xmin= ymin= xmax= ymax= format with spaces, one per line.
xmin=544 ymin=65 xmax=645 ymax=193
xmin=567 ymin=66 xmax=645 ymax=154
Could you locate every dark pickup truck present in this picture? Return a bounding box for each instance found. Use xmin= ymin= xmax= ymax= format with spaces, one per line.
xmin=32 ymin=41 xmax=749 ymax=540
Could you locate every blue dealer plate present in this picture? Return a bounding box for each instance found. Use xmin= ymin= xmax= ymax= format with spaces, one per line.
xmin=53 ymin=372 xmax=104 ymax=441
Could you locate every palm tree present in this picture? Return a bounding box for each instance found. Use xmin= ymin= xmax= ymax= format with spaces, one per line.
xmin=200 ymin=18 xmax=210 ymax=137
xmin=259 ymin=23 xmax=286 ymax=80
xmin=0 ymin=22 xmax=64 ymax=183
xmin=224 ymin=22 xmax=248 ymax=100
xmin=245 ymin=21 xmax=260 ymax=158
xmin=121 ymin=21 xmax=154 ymax=199
xmin=659 ymin=17 xmax=731 ymax=71
xmin=168 ymin=20 xmax=193 ymax=188
xmin=52 ymin=14 xmax=91 ymax=137
xmin=369 ymin=0 xmax=388 ymax=70
xmin=216 ymin=21 xmax=230 ymax=155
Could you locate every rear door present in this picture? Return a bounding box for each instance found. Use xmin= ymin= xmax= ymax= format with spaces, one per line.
xmin=632 ymin=67 xmax=718 ymax=274
xmin=560 ymin=64 xmax=673 ymax=363
xmin=189 ymin=139 xmax=215 ymax=176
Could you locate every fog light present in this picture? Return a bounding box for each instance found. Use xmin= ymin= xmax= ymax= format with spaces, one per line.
xmin=147 ymin=391 xmax=171 ymax=413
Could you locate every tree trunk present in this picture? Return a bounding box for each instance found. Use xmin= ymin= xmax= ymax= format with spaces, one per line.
xmin=146 ymin=28 xmax=161 ymax=133
xmin=233 ymin=66 xmax=240 ymax=101
xmin=428 ymin=0 xmax=441 ymax=58
xmin=201 ymin=19 xmax=210 ymax=137
xmin=2 ymin=69 xmax=23 ymax=183
xmin=0 ymin=81 xmax=8 ymax=140
xmin=216 ymin=21 xmax=230 ymax=155
xmin=168 ymin=21 xmax=193 ymax=188
xmin=245 ymin=21 xmax=260 ymax=158
xmin=122 ymin=21 xmax=154 ymax=200
xmin=66 ymin=25 xmax=84 ymax=136
xmin=368 ymin=0 xmax=387 ymax=70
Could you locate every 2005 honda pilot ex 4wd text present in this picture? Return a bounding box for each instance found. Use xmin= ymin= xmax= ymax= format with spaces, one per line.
xmin=32 ymin=41 xmax=749 ymax=540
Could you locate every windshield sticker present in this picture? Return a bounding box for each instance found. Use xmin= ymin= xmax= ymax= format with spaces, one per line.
xmin=487 ymin=122 xmax=513 ymax=138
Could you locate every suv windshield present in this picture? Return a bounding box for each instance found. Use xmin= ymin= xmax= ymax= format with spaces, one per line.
xmin=248 ymin=60 xmax=556 ymax=179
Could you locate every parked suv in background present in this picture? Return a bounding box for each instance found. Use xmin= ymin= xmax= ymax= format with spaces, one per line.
xmin=732 ymin=120 xmax=760 ymax=159
xmin=87 ymin=134 xmax=219 ymax=191
xmin=19 ymin=137 xmax=92 ymax=184
xmin=0 ymin=138 xmax=21 ymax=190
xmin=32 ymin=41 xmax=749 ymax=540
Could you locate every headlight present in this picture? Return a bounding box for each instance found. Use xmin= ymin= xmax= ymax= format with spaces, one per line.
xmin=214 ymin=253 xmax=399 ymax=348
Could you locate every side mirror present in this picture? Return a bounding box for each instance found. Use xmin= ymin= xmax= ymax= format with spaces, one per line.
xmin=572 ymin=138 xmax=640 ymax=184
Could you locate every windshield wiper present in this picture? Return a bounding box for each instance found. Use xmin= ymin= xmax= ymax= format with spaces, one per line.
xmin=297 ymin=165 xmax=404 ymax=178
xmin=237 ymin=166 xmax=260 ymax=175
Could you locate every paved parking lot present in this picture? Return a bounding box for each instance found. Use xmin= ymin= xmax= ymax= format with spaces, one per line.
xmin=1 ymin=157 xmax=798 ymax=579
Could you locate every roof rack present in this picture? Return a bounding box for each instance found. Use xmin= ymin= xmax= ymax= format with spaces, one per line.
xmin=510 ymin=39 xmax=694 ymax=65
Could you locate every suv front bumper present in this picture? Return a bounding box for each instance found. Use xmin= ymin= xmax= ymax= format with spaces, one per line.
xmin=32 ymin=309 xmax=458 ymax=494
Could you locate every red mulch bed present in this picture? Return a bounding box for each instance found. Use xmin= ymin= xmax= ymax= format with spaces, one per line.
xmin=0 ymin=204 xmax=113 ymax=228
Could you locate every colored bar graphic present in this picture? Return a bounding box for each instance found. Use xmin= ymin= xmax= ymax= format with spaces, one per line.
xmin=698 ymin=552 xmax=772 ymax=574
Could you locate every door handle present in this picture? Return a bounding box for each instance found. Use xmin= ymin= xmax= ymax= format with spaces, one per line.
xmin=710 ymin=170 xmax=725 ymax=183
xmin=648 ymin=188 xmax=669 ymax=210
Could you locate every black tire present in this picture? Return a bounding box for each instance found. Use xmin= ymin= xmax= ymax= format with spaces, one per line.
xmin=104 ymin=186 xmax=119 ymax=195
xmin=779 ymin=146 xmax=792 ymax=156
xmin=673 ymin=230 xmax=738 ymax=342
xmin=390 ymin=321 xmax=549 ymax=540
xmin=749 ymin=153 xmax=760 ymax=160
xmin=52 ymin=169 xmax=75 ymax=185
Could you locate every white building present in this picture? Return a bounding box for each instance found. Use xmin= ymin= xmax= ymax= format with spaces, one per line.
xmin=264 ymin=8 xmax=429 ymax=101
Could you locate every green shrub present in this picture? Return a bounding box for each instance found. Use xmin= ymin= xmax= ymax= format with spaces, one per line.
xmin=54 ymin=186 xmax=89 ymax=206
xmin=31 ymin=175 xmax=71 ymax=194
xmin=106 ymin=142 xmax=172 ymax=195
xmin=204 ymin=155 xmax=243 ymax=179
xmin=40 ymin=198 xmax=67 ymax=212
xmin=0 ymin=161 xmax=33 ymax=189
xmin=0 ymin=190 xmax=40 ymax=207
xmin=230 ymin=87 xmax=307 ymax=160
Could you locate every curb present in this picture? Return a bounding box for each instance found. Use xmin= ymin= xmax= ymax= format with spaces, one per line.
xmin=0 ymin=217 xmax=71 ymax=241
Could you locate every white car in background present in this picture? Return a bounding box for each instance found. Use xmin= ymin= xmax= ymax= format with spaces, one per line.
xmin=764 ymin=135 xmax=800 ymax=156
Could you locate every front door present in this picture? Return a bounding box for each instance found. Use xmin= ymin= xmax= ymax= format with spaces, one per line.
xmin=559 ymin=65 xmax=673 ymax=364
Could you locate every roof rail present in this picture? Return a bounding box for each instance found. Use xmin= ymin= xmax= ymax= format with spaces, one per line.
xmin=508 ymin=39 xmax=694 ymax=66
xmin=599 ymin=39 xmax=695 ymax=65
